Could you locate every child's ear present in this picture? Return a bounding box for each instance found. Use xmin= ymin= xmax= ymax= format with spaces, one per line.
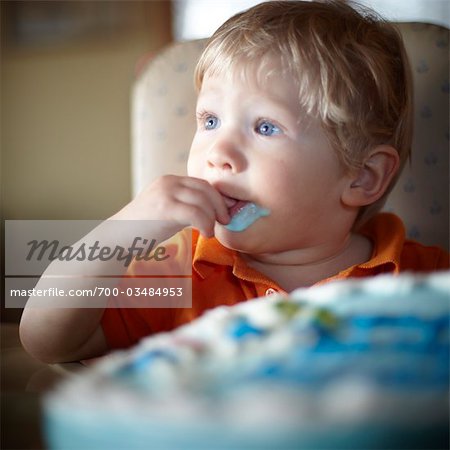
xmin=341 ymin=145 xmax=400 ymax=207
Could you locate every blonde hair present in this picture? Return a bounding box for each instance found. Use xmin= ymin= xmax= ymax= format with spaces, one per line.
xmin=194 ymin=0 xmax=413 ymax=228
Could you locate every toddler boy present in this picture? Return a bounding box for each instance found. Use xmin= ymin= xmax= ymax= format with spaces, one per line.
xmin=20 ymin=0 xmax=449 ymax=362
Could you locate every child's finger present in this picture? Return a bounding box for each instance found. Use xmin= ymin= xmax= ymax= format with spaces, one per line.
xmin=170 ymin=201 xmax=216 ymax=238
xmin=180 ymin=178 xmax=230 ymax=224
xmin=173 ymin=187 xmax=221 ymax=228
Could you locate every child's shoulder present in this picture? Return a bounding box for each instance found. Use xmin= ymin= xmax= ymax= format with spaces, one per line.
xmin=401 ymin=239 xmax=450 ymax=271
xmin=360 ymin=213 xmax=449 ymax=271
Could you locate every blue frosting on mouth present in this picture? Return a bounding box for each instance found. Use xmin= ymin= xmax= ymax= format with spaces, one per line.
xmin=225 ymin=203 xmax=270 ymax=232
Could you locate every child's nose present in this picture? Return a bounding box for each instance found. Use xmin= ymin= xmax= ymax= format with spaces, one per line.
xmin=206 ymin=136 xmax=245 ymax=174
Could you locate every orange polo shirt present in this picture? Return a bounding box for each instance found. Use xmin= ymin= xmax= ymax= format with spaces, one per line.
xmin=101 ymin=213 xmax=449 ymax=350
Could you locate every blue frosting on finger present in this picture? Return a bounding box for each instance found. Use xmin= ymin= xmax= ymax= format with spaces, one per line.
xmin=225 ymin=203 xmax=270 ymax=232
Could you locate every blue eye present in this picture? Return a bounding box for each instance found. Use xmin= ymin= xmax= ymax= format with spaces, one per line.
xmin=204 ymin=115 xmax=220 ymax=130
xmin=256 ymin=121 xmax=281 ymax=136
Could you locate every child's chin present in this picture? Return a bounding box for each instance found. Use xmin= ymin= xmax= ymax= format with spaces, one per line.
xmin=213 ymin=223 xmax=259 ymax=252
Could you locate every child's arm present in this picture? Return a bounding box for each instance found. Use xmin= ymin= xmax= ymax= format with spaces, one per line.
xmin=19 ymin=175 xmax=229 ymax=363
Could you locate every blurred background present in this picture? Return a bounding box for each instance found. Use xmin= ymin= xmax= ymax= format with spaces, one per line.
xmin=2 ymin=1 xmax=172 ymax=221
xmin=1 ymin=0 xmax=449 ymax=322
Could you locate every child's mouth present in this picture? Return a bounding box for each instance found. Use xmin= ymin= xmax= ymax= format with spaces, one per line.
xmin=220 ymin=194 xmax=270 ymax=232
xmin=222 ymin=196 xmax=250 ymax=219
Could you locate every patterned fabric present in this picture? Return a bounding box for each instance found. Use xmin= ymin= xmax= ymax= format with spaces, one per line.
xmin=131 ymin=24 xmax=449 ymax=249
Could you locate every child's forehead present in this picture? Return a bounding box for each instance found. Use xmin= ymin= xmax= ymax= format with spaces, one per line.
xmin=200 ymin=53 xmax=298 ymax=93
xmin=199 ymin=69 xmax=296 ymax=111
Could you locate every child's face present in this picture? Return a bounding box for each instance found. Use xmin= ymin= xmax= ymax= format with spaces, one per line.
xmin=188 ymin=58 xmax=355 ymax=254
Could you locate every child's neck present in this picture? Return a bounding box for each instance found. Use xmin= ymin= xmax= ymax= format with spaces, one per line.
xmin=242 ymin=233 xmax=373 ymax=291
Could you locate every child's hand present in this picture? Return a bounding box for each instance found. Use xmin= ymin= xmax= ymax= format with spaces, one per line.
xmin=111 ymin=175 xmax=230 ymax=238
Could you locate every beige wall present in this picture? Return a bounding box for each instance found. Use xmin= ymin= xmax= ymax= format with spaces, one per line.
xmin=1 ymin=1 xmax=172 ymax=322
xmin=1 ymin=1 xmax=172 ymax=220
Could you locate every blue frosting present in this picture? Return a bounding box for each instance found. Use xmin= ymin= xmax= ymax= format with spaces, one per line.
xmin=227 ymin=317 xmax=266 ymax=339
xmin=225 ymin=203 xmax=270 ymax=232
xmin=245 ymin=314 xmax=450 ymax=389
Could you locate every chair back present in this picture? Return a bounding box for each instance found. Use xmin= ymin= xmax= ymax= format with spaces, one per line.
xmin=131 ymin=24 xmax=449 ymax=249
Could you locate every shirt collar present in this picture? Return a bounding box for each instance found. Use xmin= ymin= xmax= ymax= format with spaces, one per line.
xmin=356 ymin=212 xmax=405 ymax=272
xmin=193 ymin=232 xmax=235 ymax=279
xmin=192 ymin=232 xmax=278 ymax=287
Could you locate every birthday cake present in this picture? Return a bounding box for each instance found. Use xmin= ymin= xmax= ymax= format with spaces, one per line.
xmin=44 ymin=271 xmax=449 ymax=450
